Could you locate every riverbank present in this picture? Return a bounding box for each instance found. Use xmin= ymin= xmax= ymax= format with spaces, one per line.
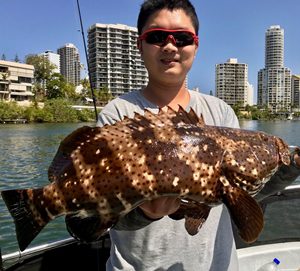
xmin=0 ymin=99 xmax=96 ymax=123
xmin=0 ymin=118 xmax=28 ymax=124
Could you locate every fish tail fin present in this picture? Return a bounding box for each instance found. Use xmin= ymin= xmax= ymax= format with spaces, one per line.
xmin=1 ymin=188 xmax=48 ymax=251
xmin=222 ymin=185 xmax=264 ymax=243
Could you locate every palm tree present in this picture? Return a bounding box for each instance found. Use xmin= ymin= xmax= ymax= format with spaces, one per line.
xmin=1 ymin=70 xmax=11 ymax=100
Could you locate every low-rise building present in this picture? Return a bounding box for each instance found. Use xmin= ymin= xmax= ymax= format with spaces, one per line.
xmin=0 ymin=60 xmax=35 ymax=102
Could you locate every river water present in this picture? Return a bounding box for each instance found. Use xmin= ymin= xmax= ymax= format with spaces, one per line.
xmin=0 ymin=120 xmax=299 ymax=255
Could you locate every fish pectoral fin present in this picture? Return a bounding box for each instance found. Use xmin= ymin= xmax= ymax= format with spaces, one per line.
xmin=65 ymin=212 xmax=113 ymax=243
xmin=222 ymin=185 xmax=264 ymax=243
xmin=169 ymin=201 xmax=211 ymax=236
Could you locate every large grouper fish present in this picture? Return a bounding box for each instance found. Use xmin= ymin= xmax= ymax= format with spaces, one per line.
xmin=1 ymin=107 xmax=292 ymax=251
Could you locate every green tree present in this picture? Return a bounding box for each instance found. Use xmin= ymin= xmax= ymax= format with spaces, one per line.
xmin=0 ymin=70 xmax=11 ymax=100
xmin=79 ymin=78 xmax=91 ymax=98
xmin=46 ymin=73 xmax=67 ymax=99
xmin=96 ymin=86 xmax=113 ymax=105
xmin=251 ymin=105 xmax=273 ymax=120
xmin=14 ymin=54 xmax=21 ymax=63
xmin=80 ymin=78 xmax=90 ymax=90
xmin=25 ymin=54 xmax=56 ymax=100
xmin=63 ymin=82 xmax=77 ymax=100
xmin=231 ymin=101 xmax=244 ymax=119
xmin=46 ymin=73 xmax=77 ymax=101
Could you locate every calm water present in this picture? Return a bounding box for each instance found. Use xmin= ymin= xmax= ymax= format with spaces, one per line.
xmin=0 ymin=122 xmax=95 ymax=254
xmin=0 ymin=120 xmax=299 ymax=255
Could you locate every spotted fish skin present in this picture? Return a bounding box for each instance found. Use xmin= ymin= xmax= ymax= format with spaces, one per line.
xmin=1 ymin=107 xmax=291 ymax=251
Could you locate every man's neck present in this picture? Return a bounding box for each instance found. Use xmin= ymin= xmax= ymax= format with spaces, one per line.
xmin=142 ymin=81 xmax=190 ymax=110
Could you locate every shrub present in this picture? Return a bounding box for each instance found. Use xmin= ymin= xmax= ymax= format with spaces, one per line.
xmin=76 ymin=109 xmax=96 ymax=122
xmin=43 ymin=99 xmax=78 ymax=122
xmin=0 ymin=101 xmax=25 ymax=120
xmin=0 ymin=100 xmax=98 ymax=123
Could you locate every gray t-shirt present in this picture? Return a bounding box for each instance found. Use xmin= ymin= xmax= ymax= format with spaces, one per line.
xmin=98 ymin=90 xmax=240 ymax=271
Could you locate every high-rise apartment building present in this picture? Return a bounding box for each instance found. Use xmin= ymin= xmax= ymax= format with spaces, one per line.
xmin=215 ymin=58 xmax=251 ymax=107
xmin=57 ymin=43 xmax=81 ymax=86
xmin=257 ymin=25 xmax=291 ymax=112
xmin=40 ymin=50 xmax=60 ymax=73
xmin=292 ymin=75 xmax=300 ymax=108
xmin=265 ymin=26 xmax=284 ymax=69
xmin=88 ymin=23 xmax=148 ymax=97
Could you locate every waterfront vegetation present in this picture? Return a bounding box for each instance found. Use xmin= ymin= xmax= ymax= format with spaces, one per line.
xmin=232 ymin=103 xmax=300 ymax=120
xmin=0 ymin=99 xmax=96 ymax=123
xmin=1 ymin=99 xmax=300 ymax=123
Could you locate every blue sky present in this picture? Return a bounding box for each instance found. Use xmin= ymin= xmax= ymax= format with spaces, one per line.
xmin=1 ymin=0 xmax=300 ymax=102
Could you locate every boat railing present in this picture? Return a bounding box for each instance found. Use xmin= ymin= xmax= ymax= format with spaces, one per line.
xmin=1 ymin=238 xmax=75 ymax=267
xmin=1 ymin=234 xmax=111 ymax=270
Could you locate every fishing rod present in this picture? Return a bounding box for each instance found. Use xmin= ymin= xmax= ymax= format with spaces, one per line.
xmin=76 ymin=0 xmax=99 ymax=122
xmin=75 ymin=2 xmax=101 ymax=269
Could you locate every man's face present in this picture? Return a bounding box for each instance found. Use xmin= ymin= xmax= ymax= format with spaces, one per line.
xmin=139 ymin=9 xmax=198 ymax=85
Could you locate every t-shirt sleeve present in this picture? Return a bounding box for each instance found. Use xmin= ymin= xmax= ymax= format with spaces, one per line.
xmin=97 ymin=101 xmax=123 ymax=126
xmin=223 ymin=104 xmax=240 ymax=129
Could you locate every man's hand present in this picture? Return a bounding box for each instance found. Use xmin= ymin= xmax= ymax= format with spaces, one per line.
xmin=294 ymin=152 xmax=300 ymax=167
xmin=139 ymin=196 xmax=181 ymax=220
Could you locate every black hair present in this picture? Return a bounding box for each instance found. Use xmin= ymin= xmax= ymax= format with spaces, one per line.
xmin=137 ymin=0 xmax=199 ymax=35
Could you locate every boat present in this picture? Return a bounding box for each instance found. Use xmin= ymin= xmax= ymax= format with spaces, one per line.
xmin=1 ymin=184 xmax=300 ymax=271
xmin=287 ymin=113 xmax=294 ymax=120
xmin=237 ymin=184 xmax=300 ymax=271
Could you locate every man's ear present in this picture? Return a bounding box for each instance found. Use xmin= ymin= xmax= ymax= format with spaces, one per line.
xmin=194 ymin=47 xmax=198 ymax=58
xmin=194 ymin=41 xmax=199 ymax=58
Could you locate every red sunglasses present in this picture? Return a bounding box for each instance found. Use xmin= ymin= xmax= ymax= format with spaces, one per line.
xmin=138 ymin=28 xmax=199 ymax=47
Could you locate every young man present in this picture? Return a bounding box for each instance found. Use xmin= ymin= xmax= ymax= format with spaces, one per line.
xmin=67 ymin=0 xmax=300 ymax=270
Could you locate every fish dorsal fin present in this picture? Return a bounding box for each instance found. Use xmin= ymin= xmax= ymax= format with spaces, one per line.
xmin=110 ymin=106 xmax=205 ymax=136
xmin=189 ymin=108 xmax=205 ymax=126
xmin=177 ymin=106 xmax=205 ymax=126
xmin=163 ymin=106 xmax=205 ymax=127
xmin=131 ymin=107 xmax=187 ymax=128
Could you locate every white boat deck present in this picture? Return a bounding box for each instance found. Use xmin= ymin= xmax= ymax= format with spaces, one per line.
xmin=238 ymin=242 xmax=300 ymax=271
